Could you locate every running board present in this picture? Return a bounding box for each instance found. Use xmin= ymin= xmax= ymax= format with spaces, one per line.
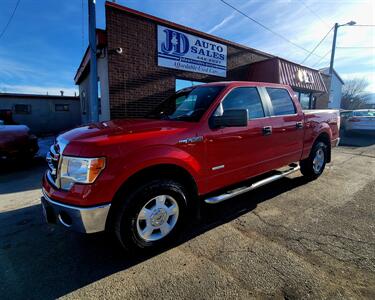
xmin=204 ymin=165 xmax=300 ymax=204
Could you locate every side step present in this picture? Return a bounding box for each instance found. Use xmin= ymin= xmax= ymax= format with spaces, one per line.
xmin=204 ymin=165 xmax=300 ymax=204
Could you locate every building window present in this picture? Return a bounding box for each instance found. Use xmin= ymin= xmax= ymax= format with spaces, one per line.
xmin=55 ymin=104 xmax=70 ymax=112
xmin=14 ymin=104 xmax=31 ymax=114
xmin=299 ymin=92 xmax=311 ymax=109
xmin=80 ymin=90 xmax=87 ymax=115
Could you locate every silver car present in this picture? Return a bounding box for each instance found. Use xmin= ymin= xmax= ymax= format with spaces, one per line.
xmin=341 ymin=109 xmax=375 ymax=134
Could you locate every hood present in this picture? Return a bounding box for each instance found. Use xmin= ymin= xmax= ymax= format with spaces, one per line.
xmin=59 ymin=119 xmax=190 ymax=146
xmin=0 ymin=124 xmax=30 ymax=137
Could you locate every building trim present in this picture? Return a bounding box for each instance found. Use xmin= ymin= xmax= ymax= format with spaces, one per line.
xmin=0 ymin=93 xmax=79 ymax=100
xmin=319 ymin=67 xmax=345 ymax=85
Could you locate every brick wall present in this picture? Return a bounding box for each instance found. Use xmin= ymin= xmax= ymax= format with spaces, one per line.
xmin=105 ymin=5 xmax=270 ymax=119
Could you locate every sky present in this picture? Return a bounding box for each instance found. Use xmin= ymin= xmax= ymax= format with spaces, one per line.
xmin=0 ymin=0 xmax=374 ymax=96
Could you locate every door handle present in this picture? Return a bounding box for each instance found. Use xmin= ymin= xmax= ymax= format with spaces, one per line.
xmin=262 ymin=126 xmax=272 ymax=135
xmin=296 ymin=121 xmax=303 ymax=129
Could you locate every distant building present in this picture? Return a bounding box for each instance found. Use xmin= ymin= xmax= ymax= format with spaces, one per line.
xmin=0 ymin=93 xmax=81 ymax=135
xmin=315 ymin=68 xmax=344 ymax=109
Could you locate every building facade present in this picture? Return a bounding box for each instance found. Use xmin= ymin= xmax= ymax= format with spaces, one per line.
xmin=75 ymin=1 xmax=330 ymax=121
xmin=0 ymin=93 xmax=81 ymax=135
xmin=317 ymin=68 xmax=344 ymax=109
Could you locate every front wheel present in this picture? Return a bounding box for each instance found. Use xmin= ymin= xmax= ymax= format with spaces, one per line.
xmin=300 ymin=141 xmax=328 ymax=180
xmin=112 ymin=179 xmax=188 ymax=253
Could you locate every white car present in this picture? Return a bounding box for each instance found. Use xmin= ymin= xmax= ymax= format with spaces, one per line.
xmin=341 ymin=109 xmax=375 ymax=134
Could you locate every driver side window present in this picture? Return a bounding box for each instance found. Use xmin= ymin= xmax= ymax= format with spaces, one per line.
xmin=214 ymin=87 xmax=265 ymax=119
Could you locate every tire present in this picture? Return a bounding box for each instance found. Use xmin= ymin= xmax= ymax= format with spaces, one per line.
xmin=112 ymin=179 xmax=189 ymax=253
xmin=300 ymin=141 xmax=328 ymax=180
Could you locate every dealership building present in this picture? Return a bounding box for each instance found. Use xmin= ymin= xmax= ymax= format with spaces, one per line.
xmin=75 ymin=1 xmax=340 ymax=122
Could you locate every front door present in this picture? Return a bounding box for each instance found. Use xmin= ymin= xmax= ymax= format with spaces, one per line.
xmin=205 ymin=87 xmax=270 ymax=193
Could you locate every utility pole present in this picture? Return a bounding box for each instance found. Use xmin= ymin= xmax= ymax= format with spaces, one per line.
xmin=329 ymin=23 xmax=339 ymax=76
xmin=329 ymin=21 xmax=356 ymax=75
xmin=88 ymin=0 xmax=99 ymax=123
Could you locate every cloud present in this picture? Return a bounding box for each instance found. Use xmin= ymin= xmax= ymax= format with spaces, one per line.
xmin=0 ymin=83 xmax=78 ymax=96
xmin=207 ymin=12 xmax=236 ymax=34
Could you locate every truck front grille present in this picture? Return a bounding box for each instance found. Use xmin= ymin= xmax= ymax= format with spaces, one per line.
xmin=46 ymin=143 xmax=60 ymax=186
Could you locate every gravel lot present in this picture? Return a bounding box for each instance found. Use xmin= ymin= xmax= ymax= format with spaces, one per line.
xmin=1 ymin=133 xmax=374 ymax=299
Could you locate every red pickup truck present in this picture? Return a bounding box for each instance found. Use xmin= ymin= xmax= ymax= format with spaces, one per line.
xmin=41 ymin=81 xmax=340 ymax=252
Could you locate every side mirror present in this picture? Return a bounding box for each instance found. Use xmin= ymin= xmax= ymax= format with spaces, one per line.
xmin=210 ymin=109 xmax=248 ymax=128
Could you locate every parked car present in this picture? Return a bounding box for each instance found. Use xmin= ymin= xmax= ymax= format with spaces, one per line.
xmin=341 ymin=109 xmax=375 ymax=135
xmin=41 ymin=81 xmax=340 ymax=252
xmin=0 ymin=120 xmax=39 ymax=160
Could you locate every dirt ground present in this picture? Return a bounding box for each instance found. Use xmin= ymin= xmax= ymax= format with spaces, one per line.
xmin=1 ymin=133 xmax=374 ymax=299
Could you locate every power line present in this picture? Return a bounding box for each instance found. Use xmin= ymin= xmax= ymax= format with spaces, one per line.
xmin=300 ymin=26 xmax=333 ymax=64
xmin=300 ymin=1 xmax=330 ymax=28
xmin=218 ymin=0 xmax=324 ymax=58
xmin=311 ymin=49 xmax=331 ymax=68
xmin=336 ymin=46 xmax=375 ymax=49
xmin=0 ymin=0 xmax=21 ymax=41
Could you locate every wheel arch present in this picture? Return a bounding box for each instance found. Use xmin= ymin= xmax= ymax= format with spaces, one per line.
xmin=313 ymin=131 xmax=331 ymax=162
xmin=105 ymin=163 xmax=199 ymax=230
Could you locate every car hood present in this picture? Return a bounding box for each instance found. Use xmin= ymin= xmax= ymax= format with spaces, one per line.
xmin=59 ymin=119 xmax=191 ymax=147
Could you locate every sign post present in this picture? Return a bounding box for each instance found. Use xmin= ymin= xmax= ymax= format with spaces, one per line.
xmin=88 ymin=0 xmax=99 ymax=123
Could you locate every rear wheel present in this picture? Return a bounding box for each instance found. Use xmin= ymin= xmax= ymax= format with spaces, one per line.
xmin=300 ymin=141 xmax=327 ymax=180
xmin=112 ymin=179 xmax=188 ymax=253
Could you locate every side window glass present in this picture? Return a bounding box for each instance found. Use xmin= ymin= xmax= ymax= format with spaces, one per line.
xmin=214 ymin=87 xmax=265 ymax=119
xmin=266 ymin=88 xmax=296 ymax=116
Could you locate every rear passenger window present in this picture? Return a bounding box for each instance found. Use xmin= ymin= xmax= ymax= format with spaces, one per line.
xmin=215 ymin=87 xmax=265 ymax=119
xmin=266 ymin=88 xmax=296 ymax=116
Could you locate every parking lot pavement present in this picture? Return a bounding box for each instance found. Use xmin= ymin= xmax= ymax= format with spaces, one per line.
xmin=0 ymin=136 xmax=374 ymax=299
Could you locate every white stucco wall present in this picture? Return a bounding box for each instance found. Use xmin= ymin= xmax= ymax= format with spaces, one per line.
xmin=328 ymin=74 xmax=343 ymax=109
xmin=97 ymin=53 xmax=110 ymax=121
xmin=78 ymin=50 xmax=110 ymax=123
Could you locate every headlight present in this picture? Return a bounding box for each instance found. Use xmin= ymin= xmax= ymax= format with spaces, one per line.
xmin=59 ymin=156 xmax=106 ymax=190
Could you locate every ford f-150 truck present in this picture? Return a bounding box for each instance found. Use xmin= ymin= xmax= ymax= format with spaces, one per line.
xmin=41 ymin=81 xmax=340 ymax=252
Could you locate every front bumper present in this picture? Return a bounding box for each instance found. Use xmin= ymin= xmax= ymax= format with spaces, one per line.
xmin=41 ymin=189 xmax=111 ymax=234
xmin=332 ymin=137 xmax=340 ymax=147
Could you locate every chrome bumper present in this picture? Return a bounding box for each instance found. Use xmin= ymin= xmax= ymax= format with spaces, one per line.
xmin=41 ymin=189 xmax=111 ymax=234
xmin=333 ymin=137 xmax=340 ymax=147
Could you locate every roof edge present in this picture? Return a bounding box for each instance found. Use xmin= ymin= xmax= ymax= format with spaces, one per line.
xmin=105 ymin=1 xmax=274 ymax=59
xmin=0 ymin=92 xmax=79 ymax=100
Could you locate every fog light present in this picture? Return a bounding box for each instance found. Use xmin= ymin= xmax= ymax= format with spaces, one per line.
xmin=58 ymin=211 xmax=72 ymax=227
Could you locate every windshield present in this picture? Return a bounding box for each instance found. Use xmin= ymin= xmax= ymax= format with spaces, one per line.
xmin=353 ymin=110 xmax=375 ymax=117
xmin=147 ymin=85 xmax=224 ymax=122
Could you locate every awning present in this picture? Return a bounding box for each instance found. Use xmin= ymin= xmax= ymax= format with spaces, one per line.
xmin=248 ymin=58 xmax=327 ymax=93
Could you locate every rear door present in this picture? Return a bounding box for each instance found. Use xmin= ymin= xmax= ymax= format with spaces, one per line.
xmin=260 ymin=87 xmax=304 ymax=168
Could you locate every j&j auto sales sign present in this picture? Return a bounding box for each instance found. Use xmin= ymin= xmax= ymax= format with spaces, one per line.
xmin=157 ymin=25 xmax=227 ymax=77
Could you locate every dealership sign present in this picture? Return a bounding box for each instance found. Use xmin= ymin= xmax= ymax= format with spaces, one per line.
xmin=157 ymin=25 xmax=227 ymax=77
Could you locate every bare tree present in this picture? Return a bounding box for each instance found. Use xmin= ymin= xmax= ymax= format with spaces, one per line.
xmin=341 ymin=78 xmax=370 ymax=110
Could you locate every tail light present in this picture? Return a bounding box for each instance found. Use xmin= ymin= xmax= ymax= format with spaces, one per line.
xmin=348 ymin=117 xmax=360 ymax=122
